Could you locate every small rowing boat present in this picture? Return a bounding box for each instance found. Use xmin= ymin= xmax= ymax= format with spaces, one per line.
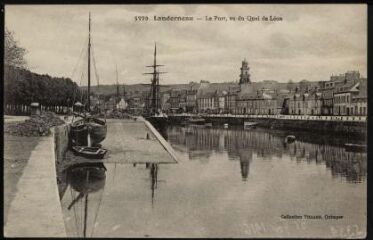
xmin=72 ymin=146 xmax=108 ymax=159
xmin=284 ymin=135 xmax=296 ymax=143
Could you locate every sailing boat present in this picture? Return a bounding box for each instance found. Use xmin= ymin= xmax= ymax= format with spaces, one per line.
xmin=70 ymin=13 xmax=107 ymax=147
xmin=143 ymin=43 xmax=169 ymax=127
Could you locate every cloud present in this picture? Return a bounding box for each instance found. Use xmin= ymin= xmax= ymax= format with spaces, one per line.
xmin=5 ymin=4 xmax=366 ymax=85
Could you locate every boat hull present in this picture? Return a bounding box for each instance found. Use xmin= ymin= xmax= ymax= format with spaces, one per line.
xmin=70 ymin=124 xmax=89 ymax=146
xmin=344 ymin=143 xmax=366 ymax=153
xmin=87 ymin=123 xmax=107 ymax=147
xmin=70 ymin=117 xmax=107 ymax=147
xmin=146 ymin=116 xmax=169 ymax=128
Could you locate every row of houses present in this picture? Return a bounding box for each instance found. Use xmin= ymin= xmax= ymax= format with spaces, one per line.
xmin=89 ymin=65 xmax=367 ymax=117
xmin=160 ymin=71 xmax=367 ymax=116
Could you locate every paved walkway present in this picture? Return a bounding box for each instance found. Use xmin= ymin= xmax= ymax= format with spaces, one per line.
xmin=4 ymin=115 xmax=29 ymax=123
xmin=4 ymin=132 xmax=66 ymax=237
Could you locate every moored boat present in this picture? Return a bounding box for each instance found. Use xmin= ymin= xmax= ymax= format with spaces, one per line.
xmin=244 ymin=121 xmax=258 ymax=129
xmin=72 ymin=146 xmax=108 ymax=159
xmin=344 ymin=143 xmax=366 ymax=152
xmin=284 ymin=135 xmax=296 ymax=143
xmin=69 ymin=13 xmax=107 ymax=147
xmin=86 ymin=117 xmax=107 ymax=146
xmin=188 ymin=117 xmax=206 ymax=125
xmin=204 ymin=122 xmax=213 ymax=128
xmin=70 ymin=119 xmax=89 ymax=146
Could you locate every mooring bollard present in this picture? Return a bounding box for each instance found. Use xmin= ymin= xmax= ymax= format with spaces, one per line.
xmin=146 ymin=133 xmax=150 ymax=140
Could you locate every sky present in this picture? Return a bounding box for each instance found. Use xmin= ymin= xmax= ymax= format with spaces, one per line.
xmin=5 ymin=4 xmax=367 ymax=86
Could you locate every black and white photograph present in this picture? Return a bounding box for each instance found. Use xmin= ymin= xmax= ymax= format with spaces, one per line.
xmin=3 ymin=4 xmax=367 ymax=238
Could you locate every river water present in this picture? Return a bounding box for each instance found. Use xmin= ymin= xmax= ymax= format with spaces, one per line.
xmin=58 ymin=125 xmax=367 ymax=238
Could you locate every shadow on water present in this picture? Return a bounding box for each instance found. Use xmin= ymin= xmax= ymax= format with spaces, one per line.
xmin=164 ymin=125 xmax=367 ymax=183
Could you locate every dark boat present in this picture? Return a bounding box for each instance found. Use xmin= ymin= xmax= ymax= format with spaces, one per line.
xmin=284 ymin=135 xmax=296 ymax=143
xmin=86 ymin=117 xmax=107 ymax=146
xmin=188 ymin=117 xmax=206 ymax=125
xmin=344 ymin=143 xmax=366 ymax=152
xmin=70 ymin=13 xmax=107 ymax=147
xmin=72 ymin=146 xmax=108 ymax=159
xmin=71 ymin=115 xmax=107 ymax=147
xmin=70 ymin=119 xmax=89 ymax=146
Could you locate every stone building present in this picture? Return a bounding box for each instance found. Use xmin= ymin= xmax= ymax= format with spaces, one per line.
xmin=197 ymin=91 xmax=216 ymax=113
xmin=239 ymin=59 xmax=251 ymax=84
xmin=288 ymin=89 xmax=322 ymax=115
xmin=320 ymin=80 xmax=336 ymax=115
xmin=236 ymin=90 xmax=278 ymax=115
xmin=321 ymin=71 xmax=362 ymax=116
xmin=351 ymin=79 xmax=367 ymax=116
xmin=333 ymin=79 xmax=367 ymax=116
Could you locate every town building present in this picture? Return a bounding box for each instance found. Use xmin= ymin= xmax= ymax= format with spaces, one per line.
xmin=288 ymin=88 xmax=322 ymax=115
xmin=236 ymin=89 xmax=278 ymax=115
xmin=351 ymin=79 xmax=367 ymax=116
xmin=116 ymin=98 xmax=128 ymax=111
xmin=333 ymin=78 xmax=366 ymax=116
xmin=186 ymin=89 xmax=198 ymax=113
xmin=239 ymin=59 xmax=251 ymax=84
xmin=225 ymin=91 xmax=238 ymax=114
xmin=197 ymin=82 xmax=239 ymax=114
xmin=320 ymin=80 xmax=335 ymax=115
xmin=197 ymin=90 xmax=216 ymax=113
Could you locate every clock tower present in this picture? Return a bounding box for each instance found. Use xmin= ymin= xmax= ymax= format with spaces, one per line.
xmin=239 ymin=59 xmax=251 ymax=84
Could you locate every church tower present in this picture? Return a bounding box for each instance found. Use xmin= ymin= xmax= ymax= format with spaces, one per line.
xmin=239 ymin=59 xmax=251 ymax=84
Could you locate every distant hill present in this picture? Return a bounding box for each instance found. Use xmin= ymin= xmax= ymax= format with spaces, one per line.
xmin=81 ymin=83 xmax=197 ymax=96
xmin=81 ymin=79 xmax=322 ymax=97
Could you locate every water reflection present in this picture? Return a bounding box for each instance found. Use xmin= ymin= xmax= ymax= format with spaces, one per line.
xmin=166 ymin=126 xmax=367 ymax=183
xmin=59 ymin=162 xmax=107 ymax=238
xmin=134 ymin=163 xmax=160 ymax=205
xmin=150 ymin=163 xmax=158 ymax=205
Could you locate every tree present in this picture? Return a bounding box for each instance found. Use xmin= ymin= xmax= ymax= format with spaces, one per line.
xmin=5 ymin=28 xmax=27 ymax=68
xmin=286 ymin=79 xmax=295 ymax=91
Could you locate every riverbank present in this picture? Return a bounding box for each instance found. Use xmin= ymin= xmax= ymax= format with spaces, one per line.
xmin=167 ymin=114 xmax=367 ymax=138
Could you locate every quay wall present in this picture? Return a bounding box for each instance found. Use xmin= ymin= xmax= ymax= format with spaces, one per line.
xmin=54 ymin=124 xmax=70 ymax=163
xmin=4 ymin=127 xmax=67 ymax=237
xmin=168 ymin=114 xmax=367 ymax=137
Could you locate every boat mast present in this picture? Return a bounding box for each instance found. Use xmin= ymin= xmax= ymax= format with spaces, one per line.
xmin=151 ymin=44 xmax=157 ymax=113
xmin=87 ymin=12 xmax=91 ymax=112
xmin=116 ymin=64 xmax=120 ymax=104
xmin=144 ymin=42 xmax=166 ymax=115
